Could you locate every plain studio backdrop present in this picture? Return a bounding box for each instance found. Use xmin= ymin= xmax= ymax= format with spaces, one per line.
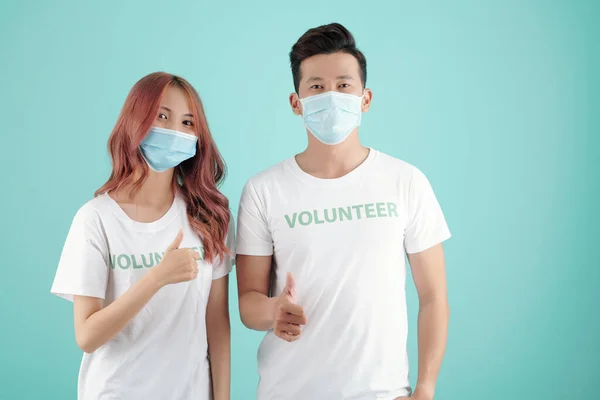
xmin=0 ymin=1 xmax=598 ymax=399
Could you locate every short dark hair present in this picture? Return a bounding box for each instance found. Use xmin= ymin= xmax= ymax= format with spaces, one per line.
xmin=289 ymin=22 xmax=367 ymax=93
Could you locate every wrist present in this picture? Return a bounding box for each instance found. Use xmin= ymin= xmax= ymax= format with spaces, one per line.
xmin=266 ymin=296 xmax=279 ymax=329
xmin=413 ymin=382 xmax=435 ymax=399
xmin=144 ymin=269 xmax=165 ymax=292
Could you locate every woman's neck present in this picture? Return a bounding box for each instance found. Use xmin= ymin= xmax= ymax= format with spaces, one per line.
xmin=116 ymin=169 xmax=175 ymax=208
xmin=109 ymin=169 xmax=176 ymax=223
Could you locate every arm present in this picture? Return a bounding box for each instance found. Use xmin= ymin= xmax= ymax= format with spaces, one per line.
xmin=407 ymin=243 xmax=450 ymax=400
xmin=74 ymin=274 xmax=161 ymax=353
xmin=235 ymin=179 xmax=306 ymax=339
xmin=236 ymin=254 xmax=277 ymax=331
xmin=236 ymin=255 xmax=306 ymax=341
xmin=206 ymin=275 xmax=231 ymax=400
xmin=73 ymin=230 xmax=200 ymax=354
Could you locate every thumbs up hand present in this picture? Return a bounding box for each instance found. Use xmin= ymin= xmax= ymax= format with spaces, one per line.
xmin=273 ymin=272 xmax=307 ymax=342
xmin=150 ymin=229 xmax=201 ymax=287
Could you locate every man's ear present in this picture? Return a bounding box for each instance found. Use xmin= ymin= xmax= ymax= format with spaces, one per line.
xmin=290 ymin=92 xmax=303 ymax=116
xmin=361 ymin=88 xmax=373 ymax=112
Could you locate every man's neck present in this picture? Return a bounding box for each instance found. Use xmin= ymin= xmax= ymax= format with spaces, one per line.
xmin=295 ymin=131 xmax=370 ymax=179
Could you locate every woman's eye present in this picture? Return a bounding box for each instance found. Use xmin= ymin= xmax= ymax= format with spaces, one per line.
xmin=158 ymin=113 xmax=167 ymax=119
xmin=183 ymin=120 xmax=194 ymax=126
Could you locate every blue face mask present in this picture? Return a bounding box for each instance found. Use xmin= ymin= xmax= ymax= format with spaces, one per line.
xmin=300 ymin=91 xmax=364 ymax=145
xmin=139 ymin=126 xmax=198 ymax=172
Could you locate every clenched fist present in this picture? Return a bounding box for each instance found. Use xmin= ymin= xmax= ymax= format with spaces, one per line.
xmin=273 ymin=272 xmax=307 ymax=342
xmin=150 ymin=230 xmax=201 ymax=287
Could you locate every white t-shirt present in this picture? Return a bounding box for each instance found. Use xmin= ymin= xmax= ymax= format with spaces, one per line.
xmin=236 ymin=148 xmax=451 ymax=400
xmin=50 ymin=193 xmax=235 ymax=400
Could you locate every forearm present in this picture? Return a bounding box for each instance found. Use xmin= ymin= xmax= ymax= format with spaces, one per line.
xmin=415 ymin=298 xmax=449 ymax=397
xmin=239 ymin=291 xmax=277 ymax=331
xmin=207 ymin=314 xmax=231 ymax=400
xmin=75 ymin=273 xmax=161 ymax=353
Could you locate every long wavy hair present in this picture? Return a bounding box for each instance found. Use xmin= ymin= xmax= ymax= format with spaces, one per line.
xmin=95 ymin=72 xmax=230 ymax=262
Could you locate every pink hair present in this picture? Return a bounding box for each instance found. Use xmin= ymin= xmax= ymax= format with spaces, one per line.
xmin=96 ymin=72 xmax=230 ymax=262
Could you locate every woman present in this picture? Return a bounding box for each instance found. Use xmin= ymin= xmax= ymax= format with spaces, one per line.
xmin=50 ymin=72 xmax=233 ymax=400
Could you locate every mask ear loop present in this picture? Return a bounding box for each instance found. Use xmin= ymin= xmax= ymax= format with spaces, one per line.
xmin=299 ymin=95 xmax=306 ymax=119
xmin=298 ymin=95 xmax=310 ymax=132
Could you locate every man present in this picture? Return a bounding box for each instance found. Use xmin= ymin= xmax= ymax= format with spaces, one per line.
xmin=236 ymin=22 xmax=451 ymax=400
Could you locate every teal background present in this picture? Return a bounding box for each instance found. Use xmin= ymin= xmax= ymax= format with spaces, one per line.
xmin=1 ymin=0 xmax=598 ymax=399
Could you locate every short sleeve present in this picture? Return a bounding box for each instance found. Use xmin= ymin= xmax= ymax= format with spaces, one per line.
xmin=236 ymin=178 xmax=273 ymax=256
xmin=404 ymin=167 xmax=451 ymax=254
xmin=212 ymin=213 xmax=236 ymax=280
xmin=50 ymin=205 xmax=110 ymax=302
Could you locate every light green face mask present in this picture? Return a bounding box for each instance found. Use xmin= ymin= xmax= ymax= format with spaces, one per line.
xmin=300 ymin=91 xmax=363 ymax=145
xmin=139 ymin=126 xmax=198 ymax=172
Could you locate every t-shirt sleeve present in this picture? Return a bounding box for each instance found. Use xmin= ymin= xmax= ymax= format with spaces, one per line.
xmin=236 ymin=178 xmax=274 ymax=256
xmin=212 ymin=212 xmax=236 ymax=280
xmin=404 ymin=167 xmax=452 ymax=254
xmin=50 ymin=205 xmax=110 ymax=302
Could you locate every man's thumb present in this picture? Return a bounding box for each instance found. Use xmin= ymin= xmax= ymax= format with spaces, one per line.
xmin=283 ymin=272 xmax=297 ymax=301
xmin=167 ymin=229 xmax=184 ymax=251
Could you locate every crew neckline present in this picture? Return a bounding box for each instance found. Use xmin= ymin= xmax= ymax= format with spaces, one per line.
xmin=103 ymin=192 xmax=183 ymax=232
xmin=285 ymin=147 xmax=378 ymax=187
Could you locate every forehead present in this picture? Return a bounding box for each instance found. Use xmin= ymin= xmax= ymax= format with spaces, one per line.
xmin=160 ymin=85 xmax=191 ymax=110
xmin=299 ymin=52 xmax=361 ymax=80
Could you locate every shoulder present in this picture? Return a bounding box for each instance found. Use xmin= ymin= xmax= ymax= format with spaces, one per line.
xmin=69 ymin=194 xmax=114 ymax=229
xmin=370 ymin=149 xmax=441 ymax=197
xmin=244 ymin=158 xmax=291 ymax=190
xmin=371 ymin=149 xmax=421 ymax=181
xmin=240 ymin=158 xmax=293 ymax=201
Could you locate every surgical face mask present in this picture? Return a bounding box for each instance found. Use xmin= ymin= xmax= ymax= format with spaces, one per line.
xmin=300 ymin=91 xmax=363 ymax=145
xmin=139 ymin=126 xmax=198 ymax=172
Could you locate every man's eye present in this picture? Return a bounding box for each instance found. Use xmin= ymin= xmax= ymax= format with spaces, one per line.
xmin=340 ymin=83 xmax=350 ymax=88
xmin=311 ymin=85 xmax=323 ymax=89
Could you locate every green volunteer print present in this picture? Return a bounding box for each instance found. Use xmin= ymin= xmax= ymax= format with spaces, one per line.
xmin=284 ymin=202 xmax=399 ymax=228
xmin=109 ymin=246 xmax=205 ymax=270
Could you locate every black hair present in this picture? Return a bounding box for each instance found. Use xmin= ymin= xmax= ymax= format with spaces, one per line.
xmin=289 ymin=22 xmax=367 ymax=93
